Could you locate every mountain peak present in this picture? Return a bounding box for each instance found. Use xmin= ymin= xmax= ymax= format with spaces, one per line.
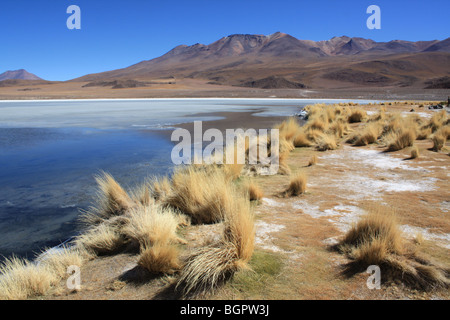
xmin=0 ymin=69 xmax=43 ymax=81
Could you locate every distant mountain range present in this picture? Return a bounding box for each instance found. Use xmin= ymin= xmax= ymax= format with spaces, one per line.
xmin=3 ymin=33 xmax=450 ymax=90
xmin=0 ymin=69 xmax=43 ymax=81
xmin=73 ymin=32 xmax=450 ymax=89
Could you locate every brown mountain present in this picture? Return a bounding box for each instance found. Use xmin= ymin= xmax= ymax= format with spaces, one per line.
xmin=0 ymin=69 xmax=43 ymax=81
xmin=73 ymin=33 xmax=450 ymax=89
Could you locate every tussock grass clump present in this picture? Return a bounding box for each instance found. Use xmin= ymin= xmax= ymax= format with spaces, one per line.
xmin=426 ymin=110 xmax=447 ymax=132
xmin=337 ymin=207 xmax=450 ymax=290
xmin=386 ymin=128 xmax=416 ymax=152
xmin=37 ymin=246 xmax=90 ymax=278
xmin=293 ymin=131 xmax=312 ymax=147
xmin=121 ymin=205 xmax=187 ymax=249
xmin=369 ymin=107 xmax=386 ymax=122
xmin=0 ymin=256 xmax=57 ymax=300
xmin=283 ymin=171 xmax=307 ymax=197
xmin=138 ymin=244 xmax=181 ymax=274
xmin=307 ymin=118 xmax=328 ymax=132
xmin=164 ymin=166 xmax=232 ymax=224
xmin=315 ymin=133 xmax=338 ymax=151
xmin=75 ymin=223 xmax=126 ymax=255
xmin=328 ymin=120 xmax=348 ymax=138
xmin=432 ymin=131 xmax=447 ymax=151
xmin=243 ymin=180 xmax=264 ymax=201
xmin=417 ymin=127 xmax=432 ymax=140
xmin=275 ymin=117 xmax=301 ymax=142
xmin=79 ymin=172 xmax=135 ymax=227
xmin=353 ymin=123 xmax=383 ymax=146
xmin=150 ymin=176 xmax=172 ymax=202
xmin=277 ymin=151 xmax=291 ymax=175
xmin=308 ymin=155 xmax=318 ymax=166
xmin=410 ymin=146 xmax=420 ymax=159
xmin=176 ymin=192 xmax=255 ymax=296
xmin=348 ymin=108 xmax=367 ymax=123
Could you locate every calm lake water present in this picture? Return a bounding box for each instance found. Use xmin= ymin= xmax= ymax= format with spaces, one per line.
xmin=0 ymin=98 xmax=373 ymax=259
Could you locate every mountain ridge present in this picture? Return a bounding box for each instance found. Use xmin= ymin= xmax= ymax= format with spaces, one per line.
xmin=70 ymin=33 xmax=450 ymax=89
xmin=0 ymin=69 xmax=43 ymax=81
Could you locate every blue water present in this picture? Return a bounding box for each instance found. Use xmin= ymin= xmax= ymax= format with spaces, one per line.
xmin=0 ymin=98 xmax=375 ymax=259
xmin=0 ymin=127 xmax=174 ymax=258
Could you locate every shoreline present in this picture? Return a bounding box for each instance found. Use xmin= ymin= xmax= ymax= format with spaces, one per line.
xmin=0 ymin=97 xmax=380 ymax=103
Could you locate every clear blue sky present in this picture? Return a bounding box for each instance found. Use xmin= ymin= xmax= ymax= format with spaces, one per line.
xmin=1 ymin=0 xmax=448 ymax=81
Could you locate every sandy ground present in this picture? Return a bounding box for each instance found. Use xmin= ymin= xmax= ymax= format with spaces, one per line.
xmin=1 ymin=79 xmax=449 ymax=101
xmin=42 ymin=102 xmax=449 ymax=300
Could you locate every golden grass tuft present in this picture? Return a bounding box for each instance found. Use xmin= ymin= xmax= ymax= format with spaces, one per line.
xmin=75 ymin=223 xmax=126 ymax=255
xmin=164 ymin=166 xmax=232 ymax=224
xmin=243 ymin=180 xmax=264 ymax=201
xmin=348 ymin=108 xmax=367 ymax=123
xmin=277 ymin=151 xmax=291 ymax=175
xmin=337 ymin=206 xmax=449 ymax=290
xmin=353 ymin=122 xmax=383 ymax=146
xmin=293 ymin=131 xmax=312 ymax=147
xmin=37 ymin=246 xmax=90 ymax=278
xmin=315 ymin=133 xmax=338 ymax=151
xmin=431 ymin=131 xmax=447 ymax=152
xmin=283 ymin=171 xmax=307 ymax=197
xmin=121 ymin=204 xmax=186 ymax=249
xmin=0 ymin=256 xmax=57 ymax=300
xmin=308 ymin=155 xmax=318 ymax=166
xmin=427 ymin=110 xmax=447 ymax=132
xmin=137 ymin=243 xmax=181 ymax=274
xmin=386 ymin=128 xmax=416 ymax=152
xmin=417 ymin=127 xmax=432 ymax=140
xmin=410 ymin=146 xmax=420 ymax=159
xmin=176 ymin=191 xmax=255 ymax=296
xmin=79 ymin=172 xmax=135 ymax=227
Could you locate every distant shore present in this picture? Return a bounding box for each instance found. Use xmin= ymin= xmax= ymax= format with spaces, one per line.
xmin=0 ymin=79 xmax=449 ymax=102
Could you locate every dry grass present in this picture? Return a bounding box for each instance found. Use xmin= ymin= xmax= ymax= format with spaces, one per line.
xmin=308 ymin=155 xmax=318 ymax=166
xmin=138 ymin=244 xmax=181 ymax=274
xmin=79 ymin=172 xmax=135 ymax=227
xmin=243 ymin=180 xmax=264 ymax=201
xmin=37 ymin=246 xmax=90 ymax=278
xmin=164 ymin=166 xmax=232 ymax=224
xmin=339 ymin=209 xmax=404 ymax=261
xmin=337 ymin=206 xmax=449 ymax=290
xmin=283 ymin=171 xmax=307 ymax=197
xmin=275 ymin=117 xmax=302 ymax=142
xmin=315 ymin=133 xmax=338 ymax=151
xmin=417 ymin=127 xmax=432 ymax=140
xmin=150 ymin=176 xmax=172 ymax=202
xmin=352 ymin=122 xmax=383 ymax=146
xmin=176 ymin=191 xmax=255 ymax=296
xmin=293 ymin=130 xmax=312 ymax=147
xmin=278 ymin=151 xmax=291 ymax=175
xmin=427 ymin=110 xmax=447 ymax=132
xmin=386 ymin=128 xmax=416 ymax=152
xmin=75 ymin=223 xmax=126 ymax=255
xmin=348 ymin=108 xmax=367 ymax=123
xmin=0 ymin=256 xmax=57 ymax=300
xmin=410 ymin=146 xmax=420 ymax=159
xmin=121 ymin=204 xmax=187 ymax=249
xmin=328 ymin=120 xmax=348 ymax=138
xmin=432 ymin=131 xmax=447 ymax=152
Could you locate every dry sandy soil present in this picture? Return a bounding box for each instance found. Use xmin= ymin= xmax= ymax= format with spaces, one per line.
xmin=0 ymin=79 xmax=449 ymax=101
xmin=38 ymin=101 xmax=450 ymax=301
